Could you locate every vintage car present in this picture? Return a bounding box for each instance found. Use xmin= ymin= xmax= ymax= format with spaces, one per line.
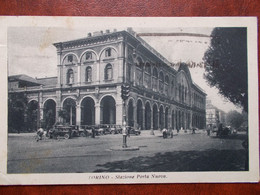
xmin=108 ymin=125 xmax=122 ymax=134
xmin=126 ymin=126 xmax=141 ymax=135
xmin=49 ymin=125 xmax=73 ymax=139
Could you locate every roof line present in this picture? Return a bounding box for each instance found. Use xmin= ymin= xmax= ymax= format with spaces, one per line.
xmin=137 ymin=32 xmax=211 ymax=38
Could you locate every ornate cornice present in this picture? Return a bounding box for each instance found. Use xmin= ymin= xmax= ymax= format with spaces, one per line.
xmin=53 ymin=32 xmax=125 ymax=50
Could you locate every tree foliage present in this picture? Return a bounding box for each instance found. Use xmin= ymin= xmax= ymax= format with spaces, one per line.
xmin=226 ymin=110 xmax=244 ymax=129
xmin=8 ymin=93 xmax=28 ymax=133
xmin=203 ymin=28 xmax=248 ymax=112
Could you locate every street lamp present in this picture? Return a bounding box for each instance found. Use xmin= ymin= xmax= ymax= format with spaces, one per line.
xmin=121 ymin=84 xmax=130 ymax=148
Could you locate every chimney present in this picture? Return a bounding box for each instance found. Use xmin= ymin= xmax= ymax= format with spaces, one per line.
xmin=100 ymin=30 xmax=103 ymax=34
xmin=113 ymin=29 xmax=117 ymax=32
xmin=88 ymin=33 xmax=92 ymax=37
xmin=106 ymin=29 xmax=110 ymax=33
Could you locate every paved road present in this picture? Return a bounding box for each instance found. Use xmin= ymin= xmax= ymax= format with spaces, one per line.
xmin=7 ymin=130 xmax=247 ymax=173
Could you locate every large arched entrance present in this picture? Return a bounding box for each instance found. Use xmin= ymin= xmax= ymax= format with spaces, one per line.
xmin=43 ymin=99 xmax=56 ymax=129
xmin=27 ymin=100 xmax=39 ymax=132
xmin=81 ymin=97 xmax=95 ymax=125
xmin=62 ymin=98 xmax=76 ymax=125
xmin=100 ymin=96 xmax=116 ymax=124
xmin=137 ymin=99 xmax=143 ymax=129
xmin=153 ymin=104 xmax=158 ymax=130
xmin=127 ymin=99 xmax=134 ymax=127
xmin=159 ymin=106 xmax=164 ymax=129
xmin=165 ymin=107 xmax=168 ymax=129
xmin=145 ymin=102 xmax=151 ymax=130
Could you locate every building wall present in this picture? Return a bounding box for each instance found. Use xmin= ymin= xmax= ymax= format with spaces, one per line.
xmin=9 ymin=30 xmax=207 ymax=130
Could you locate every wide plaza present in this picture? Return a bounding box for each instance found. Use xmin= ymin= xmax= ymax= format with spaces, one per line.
xmin=8 ymin=130 xmax=247 ymax=173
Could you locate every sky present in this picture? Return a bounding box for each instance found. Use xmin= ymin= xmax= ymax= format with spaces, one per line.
xmin=7 ymin=26 xmax=242 ymax=113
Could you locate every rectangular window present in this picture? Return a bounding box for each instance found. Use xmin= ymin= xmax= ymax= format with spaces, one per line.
xmin=68 ymin=55 xmax=73 ymax=62
xmin=105 ymin=48 xmax=111 ymax=57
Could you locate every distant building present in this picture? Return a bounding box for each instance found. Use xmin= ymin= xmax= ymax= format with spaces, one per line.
xmin=8 ymin=28 xmax=207 ymax=131
xmin=206 ymin=99 xmax=226 ymax=127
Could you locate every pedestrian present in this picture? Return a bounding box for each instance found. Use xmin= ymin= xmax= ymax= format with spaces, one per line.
xmin=192 ymin=127 xmax=196 ymax=134
xmin=162 ymin=128 xmax=167 ymax=139
xmin=206 ymin=125 xmax=211 ymax=136
xmin=92 ymin=126 xmax=95 ymax=138
xmin=36 ymin=127 xmax=44 ymax=142
xmin=217 ymin=123 xmax=223 ymax=137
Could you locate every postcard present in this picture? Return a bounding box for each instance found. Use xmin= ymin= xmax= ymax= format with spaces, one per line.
xmin=0 ymin=16 xmax=258 ymax=184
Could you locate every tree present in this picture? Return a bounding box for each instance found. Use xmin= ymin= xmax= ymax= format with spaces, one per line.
xmin=8 ymin=93 xmax=28 ymax=133
xmin=203 ymin=28 xmax=248 ymax=112
xmin=226 ymin=110 xmax=244 ymax=129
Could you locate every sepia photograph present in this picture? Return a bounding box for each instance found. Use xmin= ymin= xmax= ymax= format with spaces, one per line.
xmin=0 ymin=17 xmax=258 ymax=184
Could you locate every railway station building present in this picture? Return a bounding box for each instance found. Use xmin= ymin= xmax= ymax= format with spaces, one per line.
xmin=8 ymin=28 xmax=206 ymax=131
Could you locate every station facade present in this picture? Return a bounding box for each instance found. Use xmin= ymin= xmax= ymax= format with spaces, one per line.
xmin=8 ymin=29 xmax=206 ymax=131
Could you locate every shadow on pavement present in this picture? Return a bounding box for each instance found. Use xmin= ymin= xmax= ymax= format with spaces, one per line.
xmin=210 ymin=134 xmax=247 ymax=141
xmin=94 ymin=149 xmax=247 ymax=172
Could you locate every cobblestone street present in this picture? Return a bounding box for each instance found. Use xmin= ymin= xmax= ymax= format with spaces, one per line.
xmin=8 ymin=130 xmax=247 ymax=173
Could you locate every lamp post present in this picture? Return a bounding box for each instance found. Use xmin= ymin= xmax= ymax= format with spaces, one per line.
xmin=121 ymin=84 xmax=130 ymax=148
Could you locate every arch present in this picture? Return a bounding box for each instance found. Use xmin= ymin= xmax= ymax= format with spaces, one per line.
xmin=99 ymin=46 xmax=118 ymax=60
xmin=28 ymin=98 xmax=38 ymax=104
xmin=159 ymin=71 xmax=164 ymax=82
xmin=61 ymin=96 xmax=77 ymax=108
xmin=27 ymin=100 xmax=39 ymax=132
xmin=43 ymin=99 xmax=56 ymax=130
xmin=62 ymin=98 xmax=76 ymax=125
xmin=159 ymin=105 xmax=164 ymax=129
xmin=104 ymin=63 xmax=113 ymax=80
xmin=152 ymin=67 xmax=158 ymax=78
xmin=100 ymin=96 xmax=116 ymax=124
xmin=152 ymin=103 xmax=158 ymax=130
xmin=145 ymin=62 xmax=151 ymax=74
xmin=145 ymin=101 xmax=151 ymax=130
xmin=127 ymin=99 xmax=134 ymax=127
xmin=80 ymin=49 xmax=98 ymax=62
xmin=137 ymin=99 xmax=143 ymax=130
xmin=81 ymin=97 xmax=95 ymax=125
xmin=165 ymin=75 xmax=169 ymax=84
xmin=43 ymin=98 xmax=57 ymax=106
xmin=62 ymin=52 xmax=79 ymax=65
xmin=136 ymin=56 xmax=144 ymax=69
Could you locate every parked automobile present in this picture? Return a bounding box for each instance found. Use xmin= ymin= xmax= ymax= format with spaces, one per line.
xmin=49 ymin=125 xmax=73 ymax=139
xmin=108 ymin=125 xmax=122 ymax=134
xmin=127 ymin=126 xmax=141 ymax=135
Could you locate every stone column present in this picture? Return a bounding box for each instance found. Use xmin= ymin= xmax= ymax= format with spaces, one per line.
xmin=142 ymin=106 xmax=145 ymax=130
xmin=116 ymin=103 xmax=123 ymax=126
xmin=77 ymin=63 xmax=81 ymax=86
xmin=96 ymin=60 xmax=100 ymax=83
xmin=76 ymin=104 xmax=81 ymax=127
xmin=133 ymin=103 xmax=137 ymax=129
xmin=95 ymin=103 xmax=101 ymax=125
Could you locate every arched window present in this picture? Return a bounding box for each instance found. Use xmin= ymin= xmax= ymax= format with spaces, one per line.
xmin=153 ymin=67 xmax=158 ymax=78
xmin=85 ymin=66 xmax=92 ymax=82
xmin=159 ymin=72 xmax=164 ymax=82
xmin=136 ymin=57 xmax=143 ymax=69
xmin=105 ymin=64 xmax=113 ymax=80
xmin=165 ymin=75 xmax=169 ymax=84
xmin=145 ymin=63 xmax=151 ymax=74
xmin=67 ymin=69 xmax=74 ymax=84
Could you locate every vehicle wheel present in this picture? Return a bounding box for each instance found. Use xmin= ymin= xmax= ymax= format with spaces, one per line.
xmin=111 ymin=130 xmax=115 ymax=134
xmin=64 ymin=134 xmax=70 ymax=139
xmin=80 ymin=132 xmax=86 ymax=137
